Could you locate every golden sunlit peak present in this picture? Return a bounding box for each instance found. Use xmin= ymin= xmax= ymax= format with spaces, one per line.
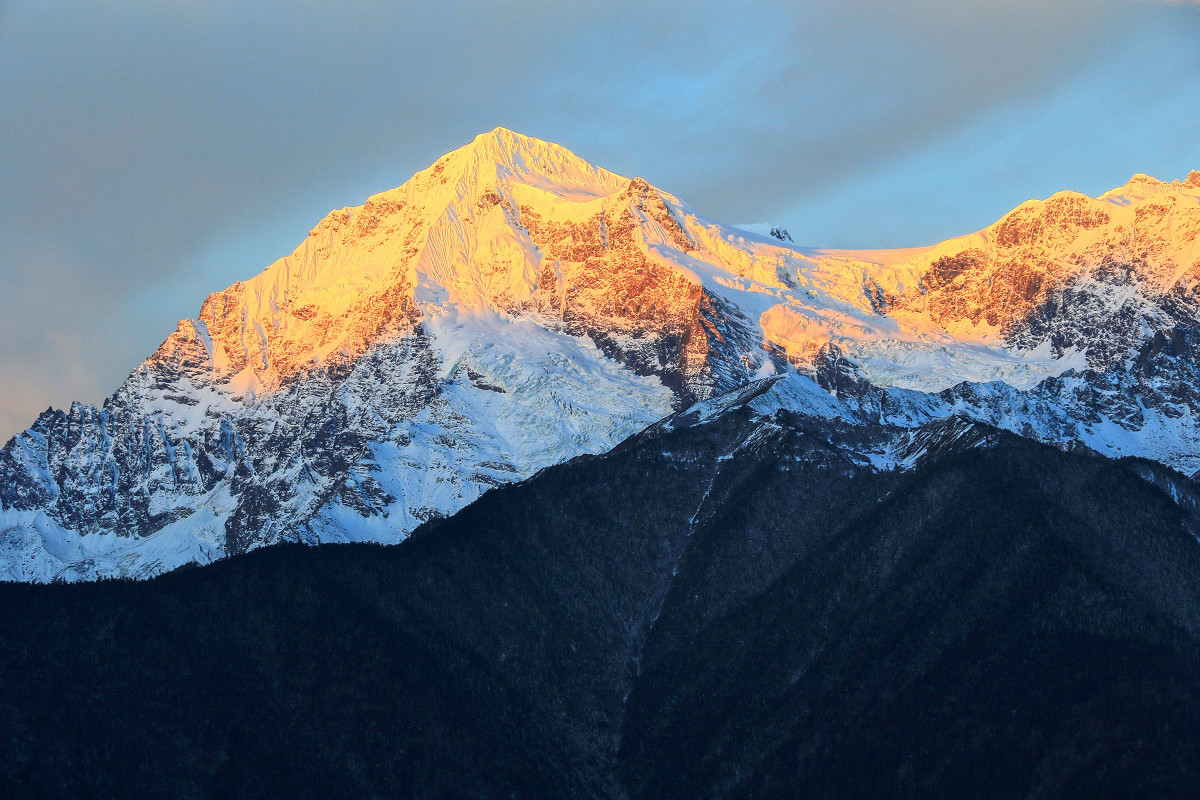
xmin=456 ymin=126 xmax=590 ymax=171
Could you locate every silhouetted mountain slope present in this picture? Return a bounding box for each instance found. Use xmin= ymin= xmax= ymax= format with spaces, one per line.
xmin=1 ymin=402 xmax=1199 ymax=798
xmin=621 ymin=442 xmax=1200 ymax=799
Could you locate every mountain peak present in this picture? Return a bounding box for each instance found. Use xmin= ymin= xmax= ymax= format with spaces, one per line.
xmin=7 ymin=126 xmax=1200 ymax=584
xmin=476 ymin=125 xmax=547 ymax=149
xmin=417 ymin=127 xmax=628 ymax=199
xmin=463 ymin=126 xmax=555 ymax=160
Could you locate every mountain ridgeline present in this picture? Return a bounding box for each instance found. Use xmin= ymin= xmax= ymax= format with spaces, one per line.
xmin=1 ymin=129 xmax=1199 ymax=581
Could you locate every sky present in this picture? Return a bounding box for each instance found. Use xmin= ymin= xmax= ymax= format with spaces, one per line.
xmin=1 ymin=0 xmax=1198 ymax=441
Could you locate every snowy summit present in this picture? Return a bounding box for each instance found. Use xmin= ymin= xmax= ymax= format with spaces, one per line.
xmin=2 ymin=128 xmax=1200 ymax=582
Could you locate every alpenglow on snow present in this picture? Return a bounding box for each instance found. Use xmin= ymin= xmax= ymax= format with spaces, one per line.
xmin=3 ymin=128 xmax=1200 ymax=581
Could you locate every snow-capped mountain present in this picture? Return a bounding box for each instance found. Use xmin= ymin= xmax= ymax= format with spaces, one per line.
xmin=1 ymin=127 xmax=1198 ymax=581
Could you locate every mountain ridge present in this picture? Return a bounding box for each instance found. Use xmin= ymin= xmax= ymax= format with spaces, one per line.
xmin=2 ymin=127 xmax=1198 ymax=581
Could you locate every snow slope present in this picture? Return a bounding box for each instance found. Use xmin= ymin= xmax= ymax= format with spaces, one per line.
xmin=2 ymin=129 xmax=1198 ymax=581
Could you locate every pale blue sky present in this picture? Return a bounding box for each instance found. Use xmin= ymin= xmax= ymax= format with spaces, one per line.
xmin=1 ymin=0 xmax=1198 ymax=439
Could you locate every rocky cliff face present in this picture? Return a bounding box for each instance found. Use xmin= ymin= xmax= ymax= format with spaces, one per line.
xmin=1 ymin=128 xmax=1197 ymax=581
xmin=891 ymin=177 xmax=1200 ymax=369
xmin=855 ymin=172 xmax=1200 ymax=475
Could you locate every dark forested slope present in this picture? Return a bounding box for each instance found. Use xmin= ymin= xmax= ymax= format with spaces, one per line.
xmin=2 ymin=404 xmax=1199 ymax=799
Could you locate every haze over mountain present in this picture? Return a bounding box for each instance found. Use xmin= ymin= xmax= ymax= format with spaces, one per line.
xmin=2 ymin=129 xmax=1199 ymax=581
